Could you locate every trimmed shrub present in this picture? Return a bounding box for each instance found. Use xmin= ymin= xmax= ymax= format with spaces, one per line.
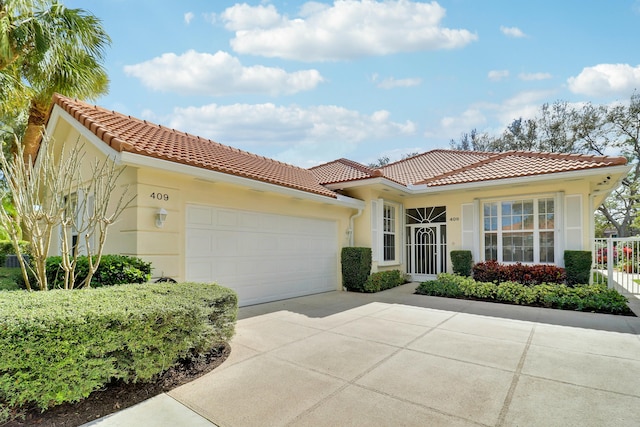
xmin=415 ymin=273 xmax=465 ymax=298
xmin=450 ymin=250 xmax=473 ymax=276
xmin=472 ymin=261 xmax=565 ymax=285
xmin=341 ymin=247 xmax=371 ymax=292
xmin=362 ymin=270 xmax=405 ymax=293
xmin=472 ymin=260 xmax=501 ymax=283
xmin=416 ymin=273 xmax=632 ymax=315
xmin=564 ymin=250 xmax=592 ymax=286
xmin=0 ymin=282 xmax=237 ymax=415
xmin=43 ymin=255 xmax=152 ymax=289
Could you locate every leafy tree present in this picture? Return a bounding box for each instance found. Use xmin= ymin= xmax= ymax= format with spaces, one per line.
xmin=449 ymin=93 xmax=640 ymax=236
xmin=0 ymin=0 xmax=110 ymax=163
xmin=449 ymin=128 xmax=493 ymax=151
xmin=368 ymin=156 xmax=390 ymax=168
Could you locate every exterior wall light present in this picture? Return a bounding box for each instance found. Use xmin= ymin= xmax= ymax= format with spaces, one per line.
xmin=155 ymin=208 xmax=168 ymax=228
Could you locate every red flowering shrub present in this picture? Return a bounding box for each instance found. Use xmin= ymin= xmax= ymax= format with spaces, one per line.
xmin=472 ymin=261 xmax=566 ymax=286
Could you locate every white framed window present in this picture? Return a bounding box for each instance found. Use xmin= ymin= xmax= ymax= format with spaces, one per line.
xmin=383 ymin=203 xmax=396 ymax=262
xmin=482 ymin=197 xmax=555 ymax=264
xmin=372 ymin=199 xmax=401 ymax=265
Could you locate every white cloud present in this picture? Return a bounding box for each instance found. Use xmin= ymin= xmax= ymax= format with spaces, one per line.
xmin=518 ymin=72 xmax=552 ymax=81
xmin=439 ymin=108 xmax=487 ymax=135
xmin=220 ymin=3 xmax=283 ymax=30
xmin=500 ymin=25 xmax=526 ymax=38
xmin=124 ymin=50 xmax=324 ymax=96
xmin=488 ymin=70 xmax=509 ymax=81
xmin=426 ymin=89 xmax=557 ymax=140
xmin=220 ymin=1 xmax=477 ymax=61
xmin=184 ymin=12 xmax=194 ymax=25
xmin=373 ymin=76 xmax=422 ymax=89
xmin=567 ymin=63 xmax=640 ymax=97
xmin=163 ymin=103 xmax=416 ymax=166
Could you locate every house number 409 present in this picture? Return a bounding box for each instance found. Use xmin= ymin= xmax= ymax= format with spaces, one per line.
xmin=150 ymin=192 xmax=169 ymax=201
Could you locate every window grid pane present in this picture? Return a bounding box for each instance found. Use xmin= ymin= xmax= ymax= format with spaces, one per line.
xmin=383 ymin=204 xmax=396 ymax=262
xmin=484 ymin=197 xmax=555 ymax=264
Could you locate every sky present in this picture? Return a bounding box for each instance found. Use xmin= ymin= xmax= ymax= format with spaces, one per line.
xmin=63 ymin=0 xmax=640 ymax=168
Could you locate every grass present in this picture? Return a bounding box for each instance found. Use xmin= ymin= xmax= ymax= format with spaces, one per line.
xmin=0 ymin=267 xmax=21 ymax=291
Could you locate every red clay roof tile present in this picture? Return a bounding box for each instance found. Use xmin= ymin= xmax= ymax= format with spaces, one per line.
xmin=51 ymin=95 xmax=627 ymax=196
xmin=51 ymin=94 xmax=337 ymax=199
xmin=309 ymin=158 xmax=380 ymax=184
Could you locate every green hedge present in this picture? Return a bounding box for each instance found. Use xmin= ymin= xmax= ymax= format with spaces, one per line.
xmin=44 ymin=255 xmax=152 ymax=289
xmin=564 ymin=250 xmax=592 ymax=286
xmin=361 ymin=270 xmax=405 ymax=293
xmin=450 ymin=250 xmax=473 ymax=276
xmin=341 ymin=247 xmax=371 ymax=292
xmin=415 ymin=273 xmax=632 ymax=315
xmin=0 ymin=282 xmax=237 ymax=415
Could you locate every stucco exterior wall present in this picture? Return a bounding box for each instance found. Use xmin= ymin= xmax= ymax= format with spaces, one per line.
xmin=48 ymin=117 xmax=357 ymax=283
xmin=346 ymin=178 xmax=598 ymax=274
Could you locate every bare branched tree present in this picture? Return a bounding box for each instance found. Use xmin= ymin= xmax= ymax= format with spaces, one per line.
xmin=59 ymin=157 xmax=134 ymax=289
xmin=0 ymin=134 xmax=134 ymax=290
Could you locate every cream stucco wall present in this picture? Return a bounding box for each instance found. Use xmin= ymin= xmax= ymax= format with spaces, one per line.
xmin=344 ymin=176 xmax=606 ymax=274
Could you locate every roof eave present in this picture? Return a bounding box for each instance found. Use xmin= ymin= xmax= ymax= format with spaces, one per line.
xmin=325 ymin=177 xmax=413 ymax=194
xmin=49 ymin=104 xmax=364 ymax=210
xmin=120 ymin=151 xmax=365 ymax=210
xmin=325 ymin=164 xmax=632 ymax=196
xmin=417 ymin=165 xmax=633 ymax=193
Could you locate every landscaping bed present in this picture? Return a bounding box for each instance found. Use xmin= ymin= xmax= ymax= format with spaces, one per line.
xmin=4 ymin=343 xmax=230 ymax=427
xmin=416 ymin=273 xmax=635 ymax=316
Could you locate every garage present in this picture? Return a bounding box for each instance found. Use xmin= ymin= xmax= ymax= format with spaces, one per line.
xmin=185 ymin=204 xmax=339 ymax=306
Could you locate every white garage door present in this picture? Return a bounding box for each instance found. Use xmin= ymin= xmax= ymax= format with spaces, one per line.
xmin=185 ymin=205 xmax=339 ymax=306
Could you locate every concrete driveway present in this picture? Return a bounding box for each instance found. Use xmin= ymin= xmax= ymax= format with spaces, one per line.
xmin=91 ymin=283 xmax=640 ymax=427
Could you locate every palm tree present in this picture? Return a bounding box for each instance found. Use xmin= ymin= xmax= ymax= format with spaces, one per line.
xmin=0 ymin=0 xmax=110 ymax=163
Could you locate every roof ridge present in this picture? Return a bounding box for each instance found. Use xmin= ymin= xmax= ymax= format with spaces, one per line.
xmin=380 ymin=148 xmax=492 ymax=169
xmin=417 ymin=151 xmax=505 ymax=185
xmin=337 ymin=158 xmax=382 ymax=176
xmin=497 ymin=150 xmax=628 ymax=166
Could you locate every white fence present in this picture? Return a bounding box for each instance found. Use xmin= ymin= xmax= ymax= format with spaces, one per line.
xmin=593 ymin=238 xmax=640 ymax=295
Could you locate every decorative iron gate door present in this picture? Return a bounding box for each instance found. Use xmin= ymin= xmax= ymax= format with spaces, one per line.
xmin=406 ymin=207 xmax=447 ymax=282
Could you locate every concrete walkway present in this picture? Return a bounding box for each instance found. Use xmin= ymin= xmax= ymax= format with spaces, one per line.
xmin=88 ymin=283 xmax=640 ymax=426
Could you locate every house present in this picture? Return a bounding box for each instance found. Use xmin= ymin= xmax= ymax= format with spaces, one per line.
xmin=44 ymin=94 xmax=630 ymax=306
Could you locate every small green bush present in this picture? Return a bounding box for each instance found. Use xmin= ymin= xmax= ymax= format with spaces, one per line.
xmin=450 ymin=250 xmax=473 ymax=276
xmin=341 ymin=247 xmax=371 ymax=292
xmin=0 ymin=282 xmax=237 ymax=416
xmin=564 ymin=250 xmax=592 ymax=285
xmin=43 ymin=255 xmax=152 ymax=289
xmin=416 ymin=273 xmax=632 ymax=315
xmin=416 ymin=274 xmax=464 ymax=297
xmin=361 ymin=270 xmax=405 ymax=293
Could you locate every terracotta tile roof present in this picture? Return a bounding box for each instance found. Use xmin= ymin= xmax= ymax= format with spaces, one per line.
xmin=51 ymin=94 xmax=337 ymax=199
xmin=379 ymin=150 xmax=493 ymax=186
xmin=420 ymin=150 xmax=628 ymax=187
xmin=309 ymin=158 xmax=382 ymax=184
xmin=311 ymin=149 xmax=627 ymax=188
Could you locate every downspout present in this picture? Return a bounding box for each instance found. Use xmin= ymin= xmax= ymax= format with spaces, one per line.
xmin=347 ymin=208 xmax=363 ymax=247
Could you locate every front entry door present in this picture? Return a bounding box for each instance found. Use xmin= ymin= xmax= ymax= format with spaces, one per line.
xmin=406 ymin=223 xmax=446 ymax=282
xmin=405 ymin=206 xmax=447 ymax=282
